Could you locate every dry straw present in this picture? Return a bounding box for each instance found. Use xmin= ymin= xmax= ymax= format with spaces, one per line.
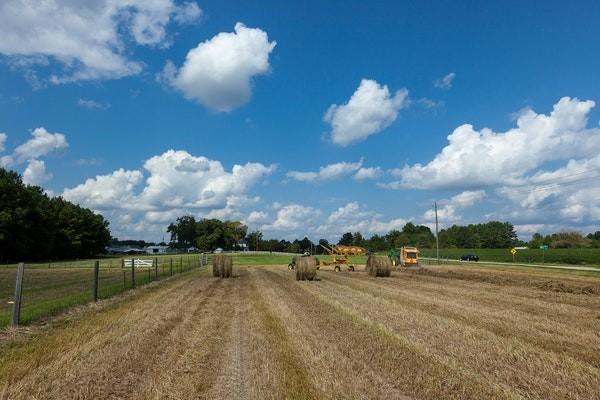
xmin=220 ymin=255 xmax=233 ymax=278
xmin=366 ymin=256 xmax=392 ymax=277
xmin=295 ymin=256 xmax=317 ymax=281
xmin=212 ymin=254 xmax=233 ymax=278
xmin=212 ymin=254 xmax=221 ymax=277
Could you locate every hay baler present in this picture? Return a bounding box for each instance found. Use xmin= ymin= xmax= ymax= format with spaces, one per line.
xmin=388 ymin=246 xmax=419 ymax=267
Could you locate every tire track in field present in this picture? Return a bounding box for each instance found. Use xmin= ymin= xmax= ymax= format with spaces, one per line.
xmin=255 ymin=267 xmax=508 ymax=400
xmin=306 ymin=270 xmax=600 ymax=400
xmin=323 ymin=270 xmax=600 ymax=368
xmin=2 ymin=270 xmax=223 ymax=399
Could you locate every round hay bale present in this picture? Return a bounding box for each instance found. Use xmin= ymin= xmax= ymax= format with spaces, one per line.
xmin=212 ymin=254 xmax=222 ymax=277
xmin=295 ymin=256 xmax=317 ymax=281
xmin=221 ymin=255 xmax=233 ymax=278
xmin=366 ymin=256 xmax=392 ymax=277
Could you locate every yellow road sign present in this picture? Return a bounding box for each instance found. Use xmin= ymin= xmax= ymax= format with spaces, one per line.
xmin=510 ymin=248 xmax=517 ymax=255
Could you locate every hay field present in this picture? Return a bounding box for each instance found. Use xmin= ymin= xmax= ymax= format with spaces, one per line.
xmin=1 ymin=264 xmax=599 ymax=399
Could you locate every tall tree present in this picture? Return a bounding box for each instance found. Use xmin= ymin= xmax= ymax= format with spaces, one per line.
xmin=0 ymin=168 xmax=110 ymax=262
xmin=167 ymin=216 xmax=197 ymax=249
xmin=338 ymin=232 xmax=353 ymax=246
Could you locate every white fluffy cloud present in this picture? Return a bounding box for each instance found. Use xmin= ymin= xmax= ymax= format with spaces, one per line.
xmin=62 ymin=150 xmax=275 ymax=238
xmin=434 ymin=72 xmax=456 ymax=89
xmin=390 ymin=97 xmax=600 ymax=190
xmin=8 ymin=127 xmax=68 ymax=164
xmin=0 ymin=0 xmax=201 ymax=83
xmin=317 ymin=202 xmax=407 ymax=236
xmin=246 ymin=211 xmax=269 ymax=224
xmin=62 ymin=168 xmax=144 ymax=211
xmin=353 ymin=167 xmax=382 ymax=180
xmin=422 ymin=190 xmax=486 ymax=224
xmin=497 ymin=155 xmax=600 ymax=223
xmin=0 ymin=133 xmax=6 ymax=152
xmin=324 ymin=79 xmax=409 ymax=146
xmin=163 ymin=22 xmax=276 ymax=111
xmin=138 ymin=150 xmax=275 ymax=209
xmin=22 ymin=159 xmax=52 ymax=185
xmin=263 ymin=204 xmax=319 ymax=231
xmin=286 ymin=160 xmax=362 ymax=182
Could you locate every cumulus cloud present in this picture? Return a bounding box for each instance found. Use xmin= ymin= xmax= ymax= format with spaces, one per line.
xmin=434 ymin=72 xmax=456 ymax=89
xmin=286 ymin=160 xmax=362 ymax=182
xmin=353 ymin=167 xmax=382 ymax=180
xmin=0 ymin=133 xmax=6 ymax=152
xmin=497 ymin=155 xmax=600 ymax=223
xmin=138 ymin=150 xmax=275 ymax=209
xmin=162 ymin=22 xmax=276 ymax=111
xmin=78 ymin=99 xmax=111 ymax=110
xmin=62 ymin=168 xmax=144 ymax=211
xmin=246 ymin=211 xmax=269 ymax=224
xmin=387 ymin=97 xmax=600 ymax=190
xmin=12 ymin=127 xmax=68 ymax=164
xmin=22 ymin=159 xmax=53 ymax=186
xmin=324 ymin=79 xmax=409 ymax=146
xmin=317 ymin=202 xmax=407 ymax=236
xmin=263 ymin=204 xmax=319 ymax=231
xmin=0 ymin=0 xmax=202 ymax=83
xmin=422 ymin=190 xmax=486 ymax=224
xmin=62 ymin=150 xmax=275 ymax=238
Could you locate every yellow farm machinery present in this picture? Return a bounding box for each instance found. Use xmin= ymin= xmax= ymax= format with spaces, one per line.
xmin=318 ymin=244 xmax=366 ymax=272
xmin=388 ymin=246 xmax=420 ymax=267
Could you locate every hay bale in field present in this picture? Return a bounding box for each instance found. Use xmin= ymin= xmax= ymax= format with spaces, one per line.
xmin=366 ymin=256 xmax=392 ymax=277
xmin=220 ymin=255 xmax=233 ymax=278
xmin=212 ymin=254 xmax=221 ymax=277
xmin=295 ymin=256 xmax=317 ymax=281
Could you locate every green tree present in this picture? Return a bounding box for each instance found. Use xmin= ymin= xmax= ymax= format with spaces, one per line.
xmin=0 ymin=168 xmax=110 ymax=262
xmin=352 ymin=232 xmax=364 ymax=247
xmin=167 ymin=216 xmax=197 ymax=249
xmin=338 ymin=232 xmax=353 ymax=246
xmin=245 ymin=230 xmax=263 ymax=251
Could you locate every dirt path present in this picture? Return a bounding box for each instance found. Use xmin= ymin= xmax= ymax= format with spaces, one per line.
xmin=0 ymin=265 xmax=598 ymax=399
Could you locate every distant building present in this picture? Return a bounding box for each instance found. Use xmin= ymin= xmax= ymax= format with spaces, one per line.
xmin=214 ymin=247 xmax=223 ymax=254
xmin=107 ymin=246 xmax=145 ymax=255
xmin=145 ymin=245 xmax=169 ymax=254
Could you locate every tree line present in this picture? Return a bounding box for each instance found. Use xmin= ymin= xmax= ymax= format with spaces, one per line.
xmin=0 ymin=168 xmax=111 ymax=262
xmin=168 ymin=216 xmax=599 ymax=253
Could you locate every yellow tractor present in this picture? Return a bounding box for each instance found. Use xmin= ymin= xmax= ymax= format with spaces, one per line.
xmin=389 ymin=246 xmax=420 ymax=267
xmin=318 ymin=244 xmax=365 ymax=272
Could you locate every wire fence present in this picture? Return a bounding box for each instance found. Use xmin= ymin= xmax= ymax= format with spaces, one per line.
xmin=0 ymin=253 xmax=211 ymax=328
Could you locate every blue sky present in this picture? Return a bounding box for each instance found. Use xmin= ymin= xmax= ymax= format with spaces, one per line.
xmin=1 ymin=0 xmax=599 ymax=241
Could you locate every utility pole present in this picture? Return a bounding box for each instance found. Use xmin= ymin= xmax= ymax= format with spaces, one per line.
xmin=435 ymin=201 xmax=440 ymax=264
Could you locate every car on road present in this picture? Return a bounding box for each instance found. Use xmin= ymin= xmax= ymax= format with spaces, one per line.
xmin=460 ymin=254 xmax=480 ymax=262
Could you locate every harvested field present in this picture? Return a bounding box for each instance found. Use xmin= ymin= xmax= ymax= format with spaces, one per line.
xmin=0 ymin=264 xmax=599 ymax=399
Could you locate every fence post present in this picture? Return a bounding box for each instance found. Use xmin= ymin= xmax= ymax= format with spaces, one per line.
xmin=93 ymin=260 xmax=99 ymax=302
xmin=170 ymin=258 xmax=173 ymax=276
xmin=11 ymin=262 xmax=25 ymax=327
xmin=155 ymin=257 xmax=158 ymax=280
xmin=131 ymin=258 xmax=136 ymax=289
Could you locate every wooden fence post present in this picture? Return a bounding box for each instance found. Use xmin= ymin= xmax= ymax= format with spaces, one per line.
xmin=154 ymin=257 xmax=158 ymax=280
xmin=131 ymin=258 xmax=136 ymax=289
xmin=11 ymin=262 xmax=25 ymax=327
xmin=93 ymin=260 xmax=99 ymax=302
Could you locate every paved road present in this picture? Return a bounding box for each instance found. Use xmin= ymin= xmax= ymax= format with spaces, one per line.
xmin=421 ymin=257 xmax=600 ymax=272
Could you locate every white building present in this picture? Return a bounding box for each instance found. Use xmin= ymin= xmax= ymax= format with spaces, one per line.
xmin=145 ymin=245 xmax=169 ymax=254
